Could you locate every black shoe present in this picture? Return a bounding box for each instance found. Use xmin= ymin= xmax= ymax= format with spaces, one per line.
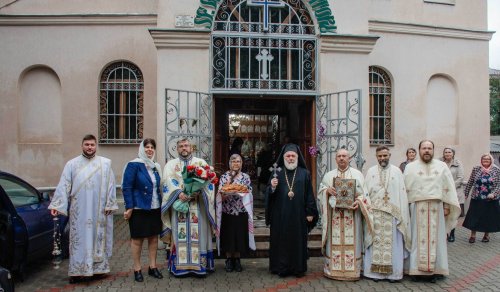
xmin=234 ymin=258 xmax=243 ymax=272
xmin=388 ymin=279 xmax=398 ymax=283
xmin=372 ymin=278 xmax=380 ymax=282
xmin=92 ymin=274 xmax=107 ymax=281
xmin=69 ymin=276 xmax=83 ymax=284
xmin=148 ymin=267 xmax=163 ymax=279
xmin=448 ymin=229 xmax=455 ymax=242
xmin=429 ymin=276 xmax=437 ymax=283
xmin=134 ymin=270 xmax=144 ymax=282
xmin=225 ymin=258 xmax=234 ymax=272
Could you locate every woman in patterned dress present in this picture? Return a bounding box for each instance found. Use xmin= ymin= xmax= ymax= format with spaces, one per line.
xmin=463 ymin=153 xmax=500 ymax=243
xmin=216 ymin=154 xmax=255 ymax=272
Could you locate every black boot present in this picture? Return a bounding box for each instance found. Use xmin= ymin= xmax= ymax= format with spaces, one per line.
xmin=460 ymin=204 xmax=465 ymax=217
xmin=234 ymin=258 xmax=243 ymax=272
xmin=448 ymin=229 xmax=455 ymax=242
xmin=225 ymin=258 xmax=234 ymax=272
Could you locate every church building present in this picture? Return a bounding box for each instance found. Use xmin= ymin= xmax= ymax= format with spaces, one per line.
xmin=0 ymin=0 xmax=492 ymax=186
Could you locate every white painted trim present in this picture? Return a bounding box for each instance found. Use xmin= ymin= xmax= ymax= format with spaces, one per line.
xmin=320 ymin=34 xmax=379 ymax=54
xmin=424 ymin=0 xmax=455 ymax=5
xmin=369 ymin=20 xmax=493 ymax=41
xmin=0 ymin=14 xmax=157 ymax=26
xmin=149 ymin=29 xmax=210 ymax=49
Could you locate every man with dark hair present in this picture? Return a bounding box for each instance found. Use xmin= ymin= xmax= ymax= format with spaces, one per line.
xmin=49 ymin=134 xmax=118 ymax=283
xmin=265 ymin=143 xmax=318 ymax=277
xmin=404 ymin=140 xmax=460 ymax=283
xmin=364 ymin=146 xmax=410 ymax=282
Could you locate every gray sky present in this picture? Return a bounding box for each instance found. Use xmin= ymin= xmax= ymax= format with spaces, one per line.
xmin=490 ymin=0 xmax=500 ymax=69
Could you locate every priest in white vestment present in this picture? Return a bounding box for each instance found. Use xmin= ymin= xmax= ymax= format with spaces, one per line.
xmin=161 ymin=138 xmax=217 ymax=276
xmin=318 ymin=149 xmax=373 ymax=281
xmin=363 ymin=146 xmax=411 ymax=282
xmin=404 ymin=140 xmax=460 ymax=282
xmin=49 ymin=134 xmax=118 ymax=283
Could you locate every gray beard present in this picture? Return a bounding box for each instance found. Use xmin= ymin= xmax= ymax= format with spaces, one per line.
xmin=284 ymin=160 xmax=298 ymax=170
xmin=379 ymin=161 xmax=389 ymax=168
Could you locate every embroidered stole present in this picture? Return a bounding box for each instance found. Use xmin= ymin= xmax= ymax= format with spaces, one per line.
xmin=370 ymin=166 xmax=394 ymax=274
xmin=416 ymin=200 xmax=439 ymax=272
xmin=371 ymin=210 xmax=393 ymax=274
xmin=175 ymin=198 xmax=202 ymax=270
xmin=327 ymin=169 xmax=359 ymax=280
xmin=71 ymin=157 xmax=109 ymax=263
xmin=329 ymin=208 xmax=358 ymax=279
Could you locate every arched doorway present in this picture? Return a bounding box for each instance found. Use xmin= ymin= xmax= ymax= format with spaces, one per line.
xmin=210 ymin=0 xmax=318 ymax=183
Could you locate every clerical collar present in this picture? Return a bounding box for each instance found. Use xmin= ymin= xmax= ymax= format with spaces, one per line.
xmin=337 ymin=167 xmax=350 ymax=179
xmin=82 ymin=153 xmax=95 ymax=160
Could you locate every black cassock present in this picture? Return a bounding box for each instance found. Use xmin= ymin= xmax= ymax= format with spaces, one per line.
xmin=265 ymin=167 xmax=318 ymax=276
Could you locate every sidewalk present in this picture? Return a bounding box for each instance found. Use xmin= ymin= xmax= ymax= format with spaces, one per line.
xmin=15 ymin=217 xmax=500 ymax=292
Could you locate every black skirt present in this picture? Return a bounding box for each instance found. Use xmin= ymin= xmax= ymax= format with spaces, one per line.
xmin=463 ymin=199 xmax=500 ymax=232
xmin=128 ymin=208 xmax=162 ymax=239
xmin=220 ymin=212 xmax=249 ymax=254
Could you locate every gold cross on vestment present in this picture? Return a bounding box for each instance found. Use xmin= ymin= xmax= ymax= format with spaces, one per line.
xmin=383 ymin=192 xmax=390 ymax=204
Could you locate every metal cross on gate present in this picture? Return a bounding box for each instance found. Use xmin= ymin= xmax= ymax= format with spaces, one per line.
xmin=247 ymin=0 xmax=286 ymax=32
xmin=255 ymin=49 xmax=274 ymax=80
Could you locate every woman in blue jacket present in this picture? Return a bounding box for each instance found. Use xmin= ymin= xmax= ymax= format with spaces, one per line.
xmin=122 ymin=138 xmax=163 ymax=282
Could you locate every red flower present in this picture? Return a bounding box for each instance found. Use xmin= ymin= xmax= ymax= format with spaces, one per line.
xmin=204 ymin=165 xmax=210 ymax=170
xmin=208 ymin=172 xmax=215 ymax=179
xmin=196 ymin=168 xmax=203 ymax=177
xmin=187 ymin=165 xmax=195 ymax=172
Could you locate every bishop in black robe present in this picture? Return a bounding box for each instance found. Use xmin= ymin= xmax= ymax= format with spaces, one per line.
xmin=265 ymin=143 xmax=319 ymax=277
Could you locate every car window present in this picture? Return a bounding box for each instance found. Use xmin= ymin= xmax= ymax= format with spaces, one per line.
xmin=0 ymin=177 xmax=40 ymax=207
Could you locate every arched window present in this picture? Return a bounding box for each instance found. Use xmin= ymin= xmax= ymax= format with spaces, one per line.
xmin=369 ymin=66 xmax=392 ymax=145
xmin=99 ymin=61 xmax=144 ymax=144
xmin=211 ymin=0 xmax=317 ymax=93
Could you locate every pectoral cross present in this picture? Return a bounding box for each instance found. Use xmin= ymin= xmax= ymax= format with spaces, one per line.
xmin=247 ymin=0 xmax=285 ymax=32
xmin=255 ymin=49 xmax=274 ymax=80
xmin=383 ymin=192 xmax=390 ymax=204
xmin=269 ymin=163 xmax=281 ymax=178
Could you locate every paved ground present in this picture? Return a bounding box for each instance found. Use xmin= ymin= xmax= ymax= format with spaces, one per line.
xmin=13 ymin=216 xmax=500 ymax=292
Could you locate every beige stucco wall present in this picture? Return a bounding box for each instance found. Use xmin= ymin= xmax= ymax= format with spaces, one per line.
xmin=154 ymin=34 xmax=211 ymax=164
xmin=369 ymin=0 xmax=488 ymax=30
xmin=0 ymin=23 xmax=158 ymax=186
xmin=0 ymin=0 xmax=157 ymax=14
xmin=366 ymin=5 xmax=491 ymax=175
xmin=0 ymin=0 xmax=491 ymax=186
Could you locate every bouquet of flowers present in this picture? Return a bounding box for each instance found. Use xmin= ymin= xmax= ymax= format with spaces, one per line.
xmin=173 ymin=164 xmax=219 ymax=213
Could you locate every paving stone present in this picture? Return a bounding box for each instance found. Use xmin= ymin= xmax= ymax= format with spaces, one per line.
xmin=12 ymin=217 xmax=500 ymax=292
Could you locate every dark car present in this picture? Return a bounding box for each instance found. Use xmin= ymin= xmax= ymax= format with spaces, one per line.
xmin=0 ymin=171 xmax=68 ymax=277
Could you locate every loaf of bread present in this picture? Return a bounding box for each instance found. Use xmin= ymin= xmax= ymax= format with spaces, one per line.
xmin=221 ymin=183 xmax=248 ymax=193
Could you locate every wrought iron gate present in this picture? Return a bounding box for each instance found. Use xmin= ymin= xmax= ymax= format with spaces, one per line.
xmin=165 ymin=89 xmax=213 ymax=164
xmin=315 ymin=89 xmax=364 ymax=184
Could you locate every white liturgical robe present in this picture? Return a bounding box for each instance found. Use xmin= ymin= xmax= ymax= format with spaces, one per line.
xmin=404 ymin=159 xmax=460 ymax=276
xmin=49 ymin=155 xmax=117 ymax=277
xmin=363 ymin=164 xmax=411 ymax=280
xmin=318 ymin=167 xmax=373 ymax=281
